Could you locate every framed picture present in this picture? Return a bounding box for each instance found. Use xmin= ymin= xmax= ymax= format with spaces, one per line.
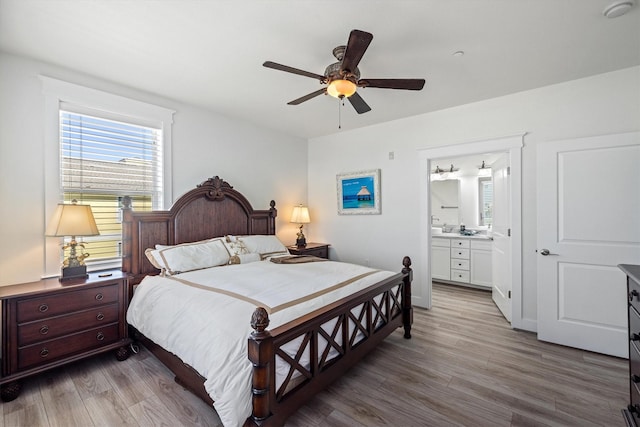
xmin=336 ymin=169 xmax=381 ymax=215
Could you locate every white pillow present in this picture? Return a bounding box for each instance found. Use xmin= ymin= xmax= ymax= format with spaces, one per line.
xmin=235 ymin=235 xmax=289 ymax=259
xmin=157 ymin=238 xmax=230 ymax=275
xmin=145 ymin=248 xmax=168 ymax=272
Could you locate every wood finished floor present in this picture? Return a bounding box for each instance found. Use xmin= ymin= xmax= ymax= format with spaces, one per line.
xmin=1 ymin=283 xmax=628 ymax=427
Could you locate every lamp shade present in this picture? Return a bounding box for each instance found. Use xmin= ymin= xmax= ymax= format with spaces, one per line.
xmin=46 ymin=202 xmax=99 ymax=237
xmin=290 ymin=206 xmax=310 ymax=224
xmin=327 ymin=79 xmax=357 ymax=98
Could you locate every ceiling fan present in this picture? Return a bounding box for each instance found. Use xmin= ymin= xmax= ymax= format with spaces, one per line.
xmin=263 ymin=29 xmax=425 ymax=114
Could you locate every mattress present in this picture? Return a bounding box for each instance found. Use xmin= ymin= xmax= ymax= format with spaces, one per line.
xmin=127 ymin=259 xmax=395 ymax=427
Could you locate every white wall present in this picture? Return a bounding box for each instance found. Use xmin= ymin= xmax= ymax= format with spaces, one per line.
xmin=308 ymin=66 xmax=640 ymax=328
xmin=0 ymin=52 xmax=308 ymax=286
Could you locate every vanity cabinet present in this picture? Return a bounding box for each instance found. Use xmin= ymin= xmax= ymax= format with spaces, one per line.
xmin=432 ymin=236 xmax=492 ymax=289
xmin=470 ymin=240 xmax=493 ymax=287
xmin=450 ymin=239 xmax=470 ymax=283
xmin=431 ymin=238 xmax=451 ymax=281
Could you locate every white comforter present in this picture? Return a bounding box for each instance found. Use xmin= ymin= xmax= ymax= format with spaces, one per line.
xmin=126 ymin=260 xmax=395 ymax=427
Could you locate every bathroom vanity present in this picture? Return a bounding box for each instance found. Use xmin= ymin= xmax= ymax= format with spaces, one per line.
xmin=432 ymin=234 xmax=492 ymax=289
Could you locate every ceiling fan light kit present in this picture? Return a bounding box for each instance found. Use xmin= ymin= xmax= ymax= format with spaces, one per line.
xmin=327 ymin=79 xmax=357 ymax=98
xmin=263 ymin=29 xmax=425 ymax=114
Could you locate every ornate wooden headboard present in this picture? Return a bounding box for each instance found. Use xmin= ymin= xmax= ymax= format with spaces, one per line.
xmin=121 ymin=176 xmax=277 ymax=284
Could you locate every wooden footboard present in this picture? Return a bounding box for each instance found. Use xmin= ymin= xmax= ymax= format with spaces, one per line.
xmin=246 ymin=256 xmax=413 ymax=426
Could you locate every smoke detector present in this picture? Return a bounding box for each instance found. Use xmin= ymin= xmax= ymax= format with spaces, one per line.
xmin=603 ymin=1 xmax=634 ymax=18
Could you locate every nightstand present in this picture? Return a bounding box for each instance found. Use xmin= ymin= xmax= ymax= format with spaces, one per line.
xmin=287 ymin=243 xmax=330 ymax=259
xmin=0 ymin=270 xmax=132 ymax=402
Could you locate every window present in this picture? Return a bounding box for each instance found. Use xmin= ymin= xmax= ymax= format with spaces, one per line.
xmin=41 ymin=76 xmax=174 ymax=275
xmin=479 ymin=177 xmax=493 ymax=226
xmin=59 ymin=109 xmax=163 ymax=265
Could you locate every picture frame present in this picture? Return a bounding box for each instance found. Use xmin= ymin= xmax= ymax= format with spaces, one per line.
xmin=336 ymin=169 xmax=381 ymax=215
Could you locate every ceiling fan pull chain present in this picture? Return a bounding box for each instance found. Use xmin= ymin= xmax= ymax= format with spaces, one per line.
xmin=338 ymin=97 xmax=342 ymax=129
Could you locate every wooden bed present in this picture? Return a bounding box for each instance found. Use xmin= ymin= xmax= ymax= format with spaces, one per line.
xmin=121 ymin=175 xmax=413 ymax=426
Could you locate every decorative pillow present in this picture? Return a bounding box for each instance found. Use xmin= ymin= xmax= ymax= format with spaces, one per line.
xmin=235 ymin=235 xmax=289 ymax=259
xmin=224 ymin=235 xmax=250 ymax=257
xmin=157 ymin=238 xmax=230 ymax=275
xmin=228 ymin=252 xmax=261 ymax=265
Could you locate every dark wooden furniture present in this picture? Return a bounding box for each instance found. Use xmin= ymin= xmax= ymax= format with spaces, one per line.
xmin=287 ymin=242 xmax=330 ymax=259
xmin=622 ymin=264 xmax=640 ymax=427
xmin=122 ymin=176 xmax=413 ymax=427
xmin=0 ymin=270 xmax=131 ymax=402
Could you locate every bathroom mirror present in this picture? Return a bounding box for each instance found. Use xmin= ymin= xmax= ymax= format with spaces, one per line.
xmin=431 ymin=179 xmax=460 ymax=226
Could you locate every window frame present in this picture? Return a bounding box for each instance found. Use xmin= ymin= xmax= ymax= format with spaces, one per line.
xmin=42 ymin=76 xmax=174 ymax=277
xmin=478 ymin=176 xmax=493 ymax=227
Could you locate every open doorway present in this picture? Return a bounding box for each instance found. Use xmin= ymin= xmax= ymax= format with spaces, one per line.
xmin=417 ymin=134 xmax=524 ymax=328
xmin=429 ymin=152 xmax=512 ymax=322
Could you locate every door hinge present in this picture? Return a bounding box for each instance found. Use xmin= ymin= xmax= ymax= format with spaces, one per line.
xmin=508 ymin=228 xmax=511 ymax=237
xmin=508 ymin=290 xmax=511 ymax=299
xmin=507 ymin=166 xmax=511 ymax=175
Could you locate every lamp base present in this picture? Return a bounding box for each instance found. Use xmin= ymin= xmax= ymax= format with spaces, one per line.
xmin=60 ymin=265 xmax=88 ymax=281
xmin=296 ymin=237 xmax=307 ymax=248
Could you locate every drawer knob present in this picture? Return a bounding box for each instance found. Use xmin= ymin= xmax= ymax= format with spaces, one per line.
xmin=40 ymin=348 xmax=49 ymax=358
xmin=39 ymin=303 xmax=49 ymax=313
xmin=96 ymin=312 xmax=105 ymax=321
xmin=630 ymin=290 xmax=639 ymax=302
xmin=96 ymin=332 xmax=105 ymax=341
xmin=632 ymin=333 xmax=640 ymax=341
xmin=632 ymin=374 xmax=640 ymax=383
xmin=39 ymin=325 xmax=49 ymax=335
xmin=95 ymin=293 xmax=104 ymax=301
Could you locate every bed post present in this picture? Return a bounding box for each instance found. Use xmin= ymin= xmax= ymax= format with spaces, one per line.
xmin=402 ymin=256 xmax=413 ymax=339
xmin=247 ymin=307 xmax=273 ymax=425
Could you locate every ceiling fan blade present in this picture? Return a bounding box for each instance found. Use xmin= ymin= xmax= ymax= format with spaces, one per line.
xmin=287 ymin=88 xmax=327 ymax=105
xmin=263 ymin=61 xmax=326 ymax=82
xmin=358 ymin=78 xmax=426 ymax=90
xmin=347 ymin=92 xmax=371 ymax=114
xmin=340 ymin=30 xmax=373 ymax=75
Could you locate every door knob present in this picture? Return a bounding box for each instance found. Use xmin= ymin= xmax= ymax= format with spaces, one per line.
xmin=539 ymin=249 xmax=558 ymax=256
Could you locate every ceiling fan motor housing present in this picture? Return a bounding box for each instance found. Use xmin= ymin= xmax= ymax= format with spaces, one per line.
xmin=325 ymin=60 xmax=360 ymax=82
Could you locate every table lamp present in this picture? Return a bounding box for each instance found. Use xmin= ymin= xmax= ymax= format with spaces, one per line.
xmin=46 ymin=199 xmax=99 ymax=280
xmin=290 ymin=205 xmax=310 ymax=248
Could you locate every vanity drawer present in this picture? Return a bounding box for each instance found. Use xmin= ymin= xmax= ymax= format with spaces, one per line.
xmin=17 ymin=284 xmax=119 ymax=323
xmin=451 ymin=269 xmax=470 ymax=283
xmin=18 ymin=323 xmax=120 ymax=370
xmin=451 ymin=239 xmax=470 ymax=249
xmin=451 ymin=259 xmax=470 ymax=271
xmin=431 ymin=238 xmax=450 ymax=248
xmin=18 ymin=303 xmax=119 ymax=346
xmin=451 ymin=248 xmax=470 ymax=259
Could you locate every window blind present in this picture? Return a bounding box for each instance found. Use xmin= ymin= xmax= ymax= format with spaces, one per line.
xmin=59 ymin=110 xmax=163 ymax=264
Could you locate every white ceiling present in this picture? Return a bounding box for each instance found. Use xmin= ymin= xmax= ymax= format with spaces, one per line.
xmin=1 ymin=0 xmax=639 ymax=139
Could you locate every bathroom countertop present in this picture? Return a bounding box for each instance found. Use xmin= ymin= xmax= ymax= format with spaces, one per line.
xmin=432 ymin=232 xmax=493 ymax=240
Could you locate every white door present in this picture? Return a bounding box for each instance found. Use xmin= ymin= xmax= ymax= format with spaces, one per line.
xmin=492 ymin=154 xmax=511 ymax=322
xmin=537 ymin=132 xmax=640 ymax=357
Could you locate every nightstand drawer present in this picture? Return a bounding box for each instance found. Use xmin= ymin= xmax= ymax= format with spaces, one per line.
xmin=17 ymin=284 xmax=119 ymax=323
xmin=300 ymin=247 xmax=328 ymax=258
xmin=18 ymin=303 xmax=119 ymax=346
xmin=18 ymin=323 xmax=120 ymax=370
